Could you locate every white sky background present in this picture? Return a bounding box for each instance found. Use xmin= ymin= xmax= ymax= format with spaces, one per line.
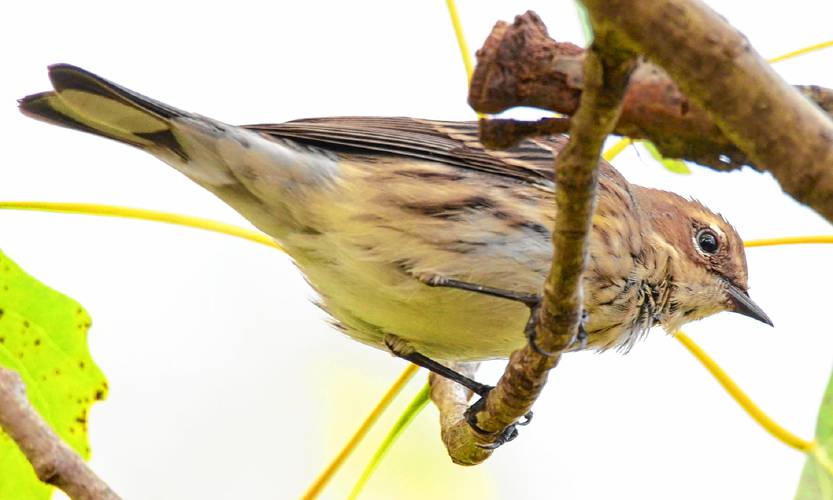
xmin=1 ymin=1 xmax=832 ymax=499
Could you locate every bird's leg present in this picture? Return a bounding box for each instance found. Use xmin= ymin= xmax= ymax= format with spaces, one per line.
xmin=383 ymin=334 xmax=492 ymax=396
xmin=423 ymin=276 xmax=588 ymax=355
xmin=383 ymin=333 xmax=531 ymax=448
xmin=422 ymin=276 xmax=540 ymax=307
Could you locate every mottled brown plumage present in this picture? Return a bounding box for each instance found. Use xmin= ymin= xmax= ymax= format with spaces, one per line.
xmin=19 ymin=64 xmax=771 ymax=362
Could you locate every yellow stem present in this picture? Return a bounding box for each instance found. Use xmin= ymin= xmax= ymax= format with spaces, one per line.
xmin=0 ymin=201 xmax=283 ymax=252
xmin=603 ymin=137 xmax=632 ymax=162
xmin=445 ymin=0 xmax=475 ymax=83
xmin=446 ymin=0 xmax=484 ymax=121
xmin=680 ymin=218 xmax=832 ymax=454
xmin=301 ymin=364 xmax=420 ymax=500
xmin=744 ymin=235 xmax=833 ymax=248
xmin=767 ymin=39 xmax=833 ymax=64
xmin=674 ymin=331 xmax=813 ymax=452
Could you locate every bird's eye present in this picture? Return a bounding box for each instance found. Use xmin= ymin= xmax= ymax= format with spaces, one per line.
xmin=696 ymin=229 xmax=719 ymax=254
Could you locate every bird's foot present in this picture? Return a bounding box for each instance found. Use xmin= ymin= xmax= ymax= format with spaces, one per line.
xmin=385 ymin=333 xmax=533 ymax=449
xmin=464 ymin=387 xmax=534 ymax=449
xmin=384 ymin=334 xmax=494 ymax=395
xmin=573 ymin=309 xmax=589 ymax=350
xmin=523 ymin=301 xmax=589 ymax=354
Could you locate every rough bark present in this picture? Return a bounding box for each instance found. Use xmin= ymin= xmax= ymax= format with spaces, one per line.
xmin=470 ymin=11 xmax=833 ymax=184
xmin=0 ymin=367 xmax=120 ymax=500
xmin=478 ymin=116 xmax=570 ymax=150
xmin=581 ymin=0 xmax=833 ymax=223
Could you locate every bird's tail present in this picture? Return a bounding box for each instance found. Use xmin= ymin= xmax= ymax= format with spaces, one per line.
xmin=18 ymin=64 xmax=190 ymax=160
xmin=19 ymin=64 xmax=341 ymax=239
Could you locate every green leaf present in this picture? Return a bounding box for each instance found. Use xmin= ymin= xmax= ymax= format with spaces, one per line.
xmin=642 ymin=141 xmax=692 ymax=175
xmin=0 ymin=250 xmax=108 ymax=500
xmin=796 ymin=366 xmax=833 ymax=499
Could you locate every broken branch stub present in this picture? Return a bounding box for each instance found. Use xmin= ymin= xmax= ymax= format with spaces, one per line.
xmin=470 ymin=11 xmax=833 ymax=175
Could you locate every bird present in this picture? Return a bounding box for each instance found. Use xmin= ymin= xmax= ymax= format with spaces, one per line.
xmin=19 ymin=64 xmax=772 ymax=395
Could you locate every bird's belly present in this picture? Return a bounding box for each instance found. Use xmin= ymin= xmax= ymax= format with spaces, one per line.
xmin=296 ymin=254 xmax=649 ymax=359
xmin=295 ymin=253 xmax=532 ymax=360
xmin=290 ymin=247 xmax=655 ymax=361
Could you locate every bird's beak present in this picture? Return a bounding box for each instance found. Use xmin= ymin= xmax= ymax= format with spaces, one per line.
xmin=725 ymin=282 xmax=773 ymax=327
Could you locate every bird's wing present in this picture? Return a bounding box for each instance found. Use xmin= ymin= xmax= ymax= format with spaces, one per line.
xmin=244 ymin=117 xmax=564 ymax=186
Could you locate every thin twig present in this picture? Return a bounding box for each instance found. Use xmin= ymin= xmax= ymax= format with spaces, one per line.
xmin=0 ymin=367 xmax=120 ymax=500
xmin=478 ymin=117 xmax=571 ymax=149
xmin=431 ymin=40 xmax=636 ymax=463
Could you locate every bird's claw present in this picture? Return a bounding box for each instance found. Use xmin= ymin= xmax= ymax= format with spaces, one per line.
xmin=526 ymin=302 xmax=590 ymax=353
xmin=464 ymin=388 xmax=534 ymax=449
xmin=523 ymin=298 xmax=552 ymax=356
xmin=570 ymin=309 xmax=589 ymax=351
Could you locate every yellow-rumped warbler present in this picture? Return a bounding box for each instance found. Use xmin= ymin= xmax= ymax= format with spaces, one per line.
xmin=19 ymin=64 xmax=771 ymax=394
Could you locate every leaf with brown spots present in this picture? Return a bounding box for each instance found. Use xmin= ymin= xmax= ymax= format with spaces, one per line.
xmin=0 ymin=250 xmax=108 ymax=500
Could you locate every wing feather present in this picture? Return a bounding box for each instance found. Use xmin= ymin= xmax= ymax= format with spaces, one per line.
xmin=244 ymin=117 xmax=563 ymax=186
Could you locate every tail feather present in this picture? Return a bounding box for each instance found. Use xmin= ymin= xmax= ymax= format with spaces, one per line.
xmin=18 ymin=91 xmax=116 ymax=139
xmin=19 ymin=63 xmax=325 ymax=239
xmin=19 ymin=64 xmax=189 ymax=159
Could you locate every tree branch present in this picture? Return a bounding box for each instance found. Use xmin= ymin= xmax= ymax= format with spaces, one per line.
xmin=0 ymin=367 xmax=120 ymax=500
xmin=469 ymin=11 xmax=833 ymax=181
xmin=535 ymin=36 xmax=637 ymax=354
xmin=581 ymin=0 xmax=833 ymax=223
xmin=428 ymin=363 xmax=492 ymax=465
xmin=431 ymin=39 xmax=636 ymax=464
xmin=478 ymin=116 xmax=571 ymax=150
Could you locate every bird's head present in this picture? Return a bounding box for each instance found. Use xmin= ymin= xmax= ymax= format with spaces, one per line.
xmin=634 ymin=187 xmax=772 ymax=333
